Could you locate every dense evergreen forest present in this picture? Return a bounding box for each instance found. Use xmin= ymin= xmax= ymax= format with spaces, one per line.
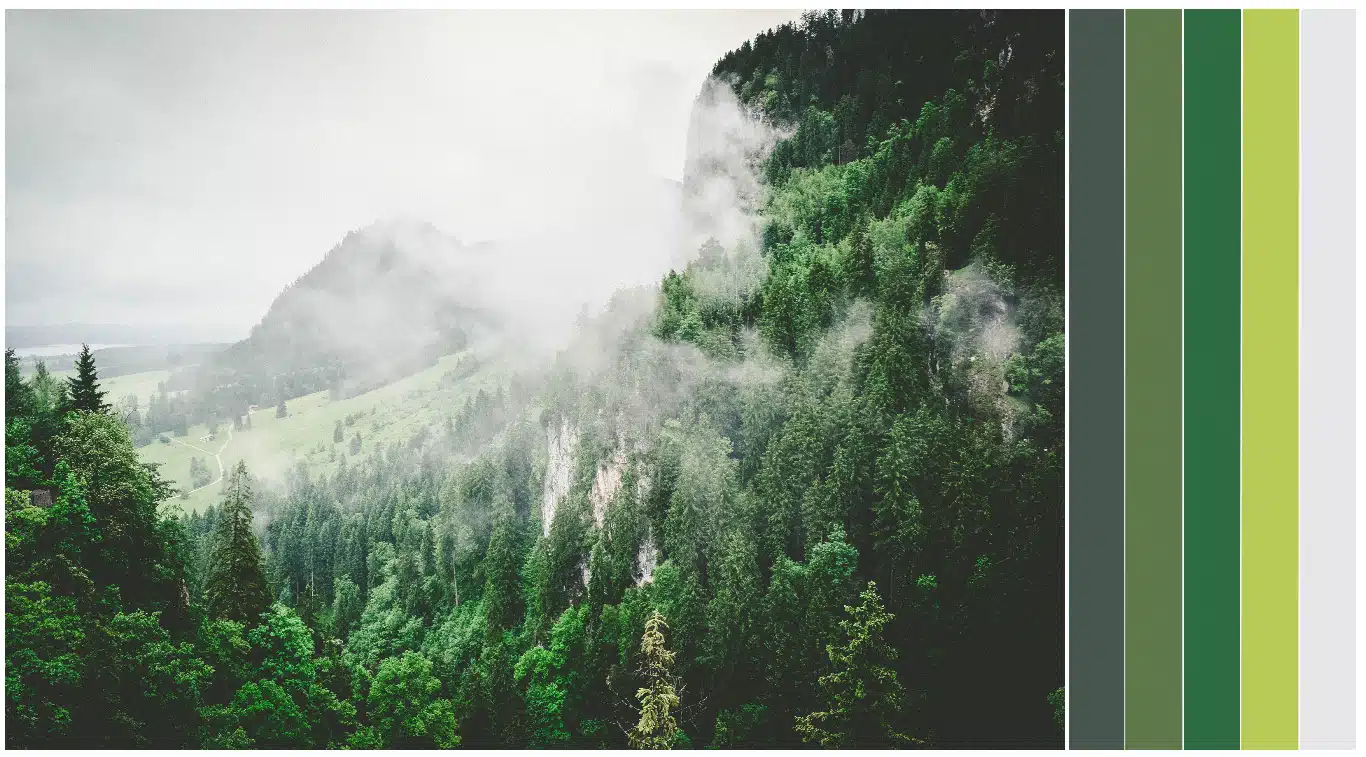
xmin=6 ymin=10 xmax=1063 ymax=748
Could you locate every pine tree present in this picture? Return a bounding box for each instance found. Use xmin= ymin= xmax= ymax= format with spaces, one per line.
xmin=276 ymin=399 xmax=288 ymax=419
xmin=482 ymin=508 xmax=522 ymax=642
xmin=628 ymin=610 xmax=681 ymax=749
xmin=795 ymin=582 xmax=917 ymax=747
xmin=6 ymin=348 xmax=35 ymax=418
xmin=65 ymin=343 xmax=108 ymax=413
xmin=205 ymin=461 xmax=272 ymax=623
xmin=5 ymin=349 xmax=43 ymax=488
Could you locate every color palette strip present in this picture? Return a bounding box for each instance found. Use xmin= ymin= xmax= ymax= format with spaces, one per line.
xmin=1066 ymin=9 xmax=1358 ymax=749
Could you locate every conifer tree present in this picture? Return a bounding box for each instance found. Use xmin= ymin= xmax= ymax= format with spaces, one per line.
xmin=205 ymin=461 xmax=272 ymax=623
xmin=795 ymin=582 xmax=917 ymax=747
xmin=628 ymin=610 xmax=681 ymax=749
xmin=65 ymin=344 xmax=108 ymax=413
xmin=6 ymin=348 xmax=34 ymax=418
xmin=5 ymin=349 xmax=43 ymax=487
xmin=482 ymin=508 xmax=522 ymax=642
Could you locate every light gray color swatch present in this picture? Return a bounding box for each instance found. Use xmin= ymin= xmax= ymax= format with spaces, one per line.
xmin=1299 ymin=9 xmax=1356 ymax=750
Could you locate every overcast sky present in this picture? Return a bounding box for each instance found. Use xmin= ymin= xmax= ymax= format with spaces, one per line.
xmin=6 ymin=9 xmax=800 ymax=334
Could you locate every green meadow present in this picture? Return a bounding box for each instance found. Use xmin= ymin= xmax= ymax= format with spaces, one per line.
xmin=139 ymin=351 xmax=497 ymax=513
xmin=103 ymin=369 xmax=173 ymax=407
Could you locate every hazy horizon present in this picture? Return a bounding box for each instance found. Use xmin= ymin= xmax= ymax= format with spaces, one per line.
xmin=6 ymin=9 xmax=801 ymax=333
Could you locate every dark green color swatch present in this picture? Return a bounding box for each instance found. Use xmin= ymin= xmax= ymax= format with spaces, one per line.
xmin=1124 ymin=10 xmax=1183 ymax=749
xmin=1067 ymin=9 xmax=1125 ymax=750
xmin=1182 ymin=10 xmax=1241 ymax=749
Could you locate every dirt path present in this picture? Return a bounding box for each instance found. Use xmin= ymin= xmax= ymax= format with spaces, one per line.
xmin=168 ymin=406 xmax=260 ymax=495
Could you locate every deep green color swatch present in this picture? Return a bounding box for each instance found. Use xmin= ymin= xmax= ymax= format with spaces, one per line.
xmin=1123 ymin=10 xmax=1183 ymax=750
xmin=1067 ymin=9 xmax=1125 ymax=750
xmin=1182 ymin=9 xmax=1241 ymax=749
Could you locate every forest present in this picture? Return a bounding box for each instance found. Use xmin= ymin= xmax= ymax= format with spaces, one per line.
xmin=5 ymin=10 xmax=1063 ymax=748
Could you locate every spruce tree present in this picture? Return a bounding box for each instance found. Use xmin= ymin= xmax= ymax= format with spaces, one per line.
xmin=628 ymin=610 xmax=681 ymax=749
xmin=205 ymin=461 xmax=272 ymax=623
xmin=65 ymin=343 xmax=108 ymax=413
xmin=795 ymin=582 xmax=917 ymax=747
xmin=482 ymin=508 xmax=522 ymax=642
xmin=6 ymin=348 xmax=34 ymax=418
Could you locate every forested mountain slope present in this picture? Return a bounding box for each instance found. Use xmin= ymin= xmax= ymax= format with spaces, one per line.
xmin=6 ymin=10 xmax=1063 ymax=748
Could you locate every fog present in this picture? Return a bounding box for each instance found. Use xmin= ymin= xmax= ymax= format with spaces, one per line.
xmin=219 ymin=70 xmax=785 ymax=397
xmin=5 ymin=9 xmax=802 ymax=332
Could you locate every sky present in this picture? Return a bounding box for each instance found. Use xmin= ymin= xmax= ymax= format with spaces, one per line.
xmin=5 ymin=9 xmax=801 ymax=335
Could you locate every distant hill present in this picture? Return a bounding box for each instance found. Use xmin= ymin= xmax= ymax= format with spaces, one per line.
xmin=182 ymin=171 xmax=687 ymax=424
xmin=187 ymin=220 xmax=503 ymax=417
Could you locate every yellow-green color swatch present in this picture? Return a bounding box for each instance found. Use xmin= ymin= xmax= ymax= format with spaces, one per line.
xmin=1241 ymin=9 xmax=1299 ymax=749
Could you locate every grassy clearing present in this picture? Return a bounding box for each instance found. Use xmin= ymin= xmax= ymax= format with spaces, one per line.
xmin=141 ymin=351 xmax=497 ymax=513
xmin=103 ymin=370 xmax=173 ymax=408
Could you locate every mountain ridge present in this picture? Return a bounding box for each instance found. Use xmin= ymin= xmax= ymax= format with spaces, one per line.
xmin=186 ymin=218 xmax=498 ymax=418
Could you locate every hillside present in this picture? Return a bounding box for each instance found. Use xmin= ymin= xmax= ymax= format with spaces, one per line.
xmin=184 ymin=221 xmax=496 ymax=417
xmin=179 ymin=184 xmax=687 ymax=428
xmin=141 ymin=351 xmax=509 ymax=514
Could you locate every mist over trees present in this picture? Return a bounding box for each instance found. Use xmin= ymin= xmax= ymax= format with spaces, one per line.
xmin=6 ymin=9 xmax=1062 ymax=749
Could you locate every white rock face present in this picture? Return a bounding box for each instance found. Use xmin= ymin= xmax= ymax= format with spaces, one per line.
xmin=635 ymin=473 xmax=652 ymax=512
xmin=541 ymin=418 xmax=578 ymax=537
xmin=636 ymin=527 xmax=659 ymax=586
xmin=589 ymin=450 xmax=628 ymax=529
